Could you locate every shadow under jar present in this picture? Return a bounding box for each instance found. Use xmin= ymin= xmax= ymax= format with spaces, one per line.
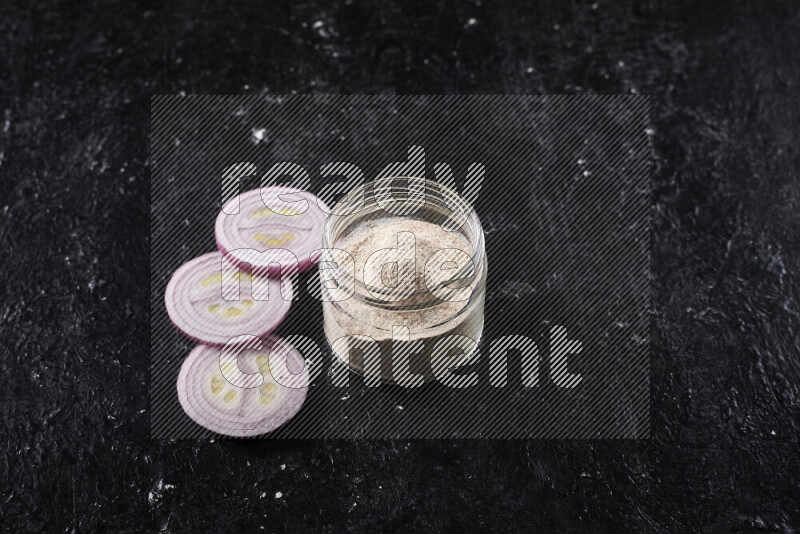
xmin=320 ymin=177 xmax=487 ymax=384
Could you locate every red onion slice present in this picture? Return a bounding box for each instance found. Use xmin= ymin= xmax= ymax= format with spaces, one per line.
xmin=177 ymin=338 xmax=309 ymax=437
xmin=165 ymin=252 xmax=293 ymax=346
xmin=215 ymin=187 xmax=330 ymax=273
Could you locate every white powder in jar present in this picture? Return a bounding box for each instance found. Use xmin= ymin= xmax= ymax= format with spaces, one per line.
xmin=322 ymin=218 xmax=486 ymax=380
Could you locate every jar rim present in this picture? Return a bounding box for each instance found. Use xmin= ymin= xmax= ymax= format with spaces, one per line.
xmin=320 ymin=176 xmax=486 ymax=308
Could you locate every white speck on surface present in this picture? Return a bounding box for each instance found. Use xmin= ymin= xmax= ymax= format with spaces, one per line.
xmin=275 ymin=491 xmax=283 ymax=499
xmin=645 ymin=127 xmax=656 ymax=136
xmin=466 ymin=18 xmax=477 ymax=27
xmin=312 ymin=20 xmax=331 ymax=38
xmin=251 ymin=128 xmax=267 ymax=144
xmin=526 ymin=67 xmax=534 ymax=73
xmin=578 ymin=158 xmax=586 ymax=165
xmin=148 ymin=479 xmax=166 ymax=506
xmin=553 ymin=24 xmax=560 ymax=30
xmin=280 ymin=464 xmax=286 ymax=470
xmin=397 ymin=405 xmax=404 ymax=410
xmin=617 ymin=60 xmax=625 ymax=67
xmin=771 ymin=430 xmax=776 ymax=435
xmin=592 ymin=2 xmax=599 ymax=9
xmin=583 ymin=170 xmax=591 ymax=177
xmin=260 ymin=492 xmax=267 ymax=499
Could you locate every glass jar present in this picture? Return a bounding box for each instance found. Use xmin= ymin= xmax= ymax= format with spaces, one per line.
xmin=320 ymin=177 xmax=487 ymax=384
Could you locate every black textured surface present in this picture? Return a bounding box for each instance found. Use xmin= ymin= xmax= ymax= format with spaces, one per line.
xmin=1 ymin=0 xmax=799 ymax=531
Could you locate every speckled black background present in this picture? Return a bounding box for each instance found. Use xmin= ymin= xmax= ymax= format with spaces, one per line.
xmin=2 ymin=0 xmax=799 ymax=531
